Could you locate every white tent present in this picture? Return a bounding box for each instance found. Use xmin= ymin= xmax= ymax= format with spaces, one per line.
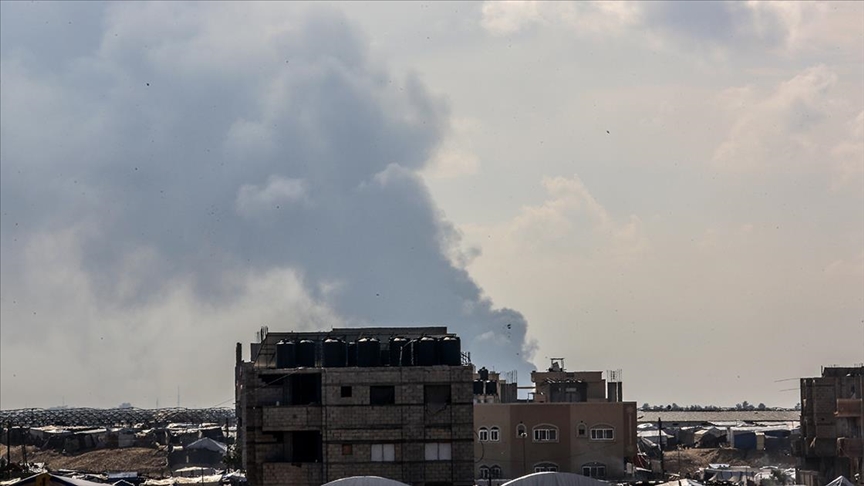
xmin=322 ymin=477 xmax=410 ymax=486
xmin=500 ymin=472 xmax=608 ymax=486
xmin=186 ymin=437 xmax=228 ymax=454
xmin=825 ymin=477 xmax=854 ymax=486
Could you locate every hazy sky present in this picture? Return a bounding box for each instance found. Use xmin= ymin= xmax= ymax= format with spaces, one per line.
xmin=1 ymin=1 xmax=862 ymax=410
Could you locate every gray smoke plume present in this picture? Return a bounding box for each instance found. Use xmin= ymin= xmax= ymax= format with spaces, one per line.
xmin=0 ymin=2 xmax=535 ymax=408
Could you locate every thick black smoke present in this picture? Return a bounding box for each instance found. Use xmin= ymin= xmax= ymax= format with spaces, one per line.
xmin=0 ymin=2 xmax=534 ymax=407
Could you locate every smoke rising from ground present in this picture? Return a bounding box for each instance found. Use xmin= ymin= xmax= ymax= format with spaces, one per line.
xmin=0 ymin=3 xmax=535 ymax=408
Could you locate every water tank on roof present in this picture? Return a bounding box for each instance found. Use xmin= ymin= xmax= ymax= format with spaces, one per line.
xmin=323 ymin=338 xmax=347 ymax=367
xmin=389 ymin=337 xmax=409 ymax=366
xmin=346 ymin=341 xmax=357 ymax=367
xmin=296 ymin=339 xmax=316 ymax=367
xmin=402 ymin=340 xmax=416 ymax=366
xmin=473 ymin=380 xmax=485 ymax=395
xmin=415 ymin=336 xmax=438 ymax=366
xmin=357 ymin=337 xmax=381 ymax=367
xmin=439 ymin=336 xmax=461 ymax=366
xmin=478 ymin=367 xmax=489 ymax=381
xmin=485 ymin=380 xmax=498 ymax=395
xmin=275 ymin=340 xmax=296 ymax=369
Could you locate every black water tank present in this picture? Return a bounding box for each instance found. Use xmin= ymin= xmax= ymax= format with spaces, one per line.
xmin=357 ymin=337 xmax=381 ymax=367
xmin=439 ymin=336 xmax=462 ymax=366
xmin=323 ymin=338 xmax=347 ymax=367
xmin=275 ymin=340 xmax=296 ymax=369
xmin=389 ymin=337 xmax=409 ymax=366
xmin=473 ymin=380 xmax=485 ymax=395
xmin=415 ymin=336 xmax=438 ymax=366
xmin=485 ymin=380 xmax=498 ymax=395
xmin=478 ymin=366 xmax=489 ymax=381
xmin=346 ymin=341 xmax=357 ymax=367
xmin=296 ymin=339 xmax=316 ymax=367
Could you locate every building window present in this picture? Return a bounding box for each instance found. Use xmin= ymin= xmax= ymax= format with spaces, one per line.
xmin=424 ymin=385 xmax=451 ymax=405
xmin=491 ymin=466 xmax=502 ymax=478
xmin=490 ymin=426 xmax=500 ymax=441
xmin=577 ymin=423 xmax=587 ymax=437
xmin=533 ymin=425 xmax=558 ymax=442
xmin=479 ymin=466 xmax=490 ymax=479
xmin=534 ymin=463 xmax=558 ymax=472
xmin=582 ymin=463 xmax=606 ymax=478
xmin=341 ymin=386 xmax=352 ymax=398
xmin=590 ymin=426 xmax=614 ymax=441
xmin=424 ymin=443 xmax=452 ymax=460
xmin=479 ymin=427 xmax=489 ymax=442
xmin=342 ymin=444 xmax=353 ymax=455
xmin=370 ymin=385 xmax=395 ymax=405
xmin=371 ymin=444 xmax=395 ymax=462
xmin=516 ymin=424 xmax=527 ymax=438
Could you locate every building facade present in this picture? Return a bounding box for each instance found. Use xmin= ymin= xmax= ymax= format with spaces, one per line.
xmin=797 ymin=366 xmax=863 ymax=486
xmin=473 ymin=360 xmax=637 ymax=482
xmin=235 ymin=327 xmax=474 ymax=486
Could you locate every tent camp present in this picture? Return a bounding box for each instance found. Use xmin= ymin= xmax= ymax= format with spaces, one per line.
xmin=322 ymin=477 xmax=410 ymax=486
xmin=11 ymin=473 xmax=105 ymax=486
xmin=500 ymin=472 xmax=609 ymax=486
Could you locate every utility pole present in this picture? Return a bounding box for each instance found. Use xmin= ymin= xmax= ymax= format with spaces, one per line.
xmin=658 ymin=418 xmax=665 ymax=480
xmin=6 ymin=422 xmax=11 ymax=479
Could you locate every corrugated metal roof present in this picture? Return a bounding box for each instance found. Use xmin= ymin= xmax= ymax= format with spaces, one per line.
xmin=636 ymin=410 xmax=799 ymax=423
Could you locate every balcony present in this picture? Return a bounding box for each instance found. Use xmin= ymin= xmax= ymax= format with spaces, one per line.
xmin=262 ymin=405 xmax=322 ymax=431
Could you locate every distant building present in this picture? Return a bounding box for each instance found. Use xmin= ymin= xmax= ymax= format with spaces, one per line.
xmin=473 ymin=359 xmax=637 ymax=482
xmin=797 ymin=366 xmax=863 ymax=486
xmin=235 ymin=327 xmax=474 ymax=486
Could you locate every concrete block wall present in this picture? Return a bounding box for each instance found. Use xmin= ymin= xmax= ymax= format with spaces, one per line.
xmin=262 ymin=462 xmax=322 ymax=485
xmin=261 ymin=406 xmax=322 ymax=431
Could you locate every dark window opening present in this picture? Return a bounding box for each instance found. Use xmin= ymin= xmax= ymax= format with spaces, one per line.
xmin=290 ymin=373 xmax=321 ymax=405
xmin=341 ymin=386 xmax=352 ymax=398
xmin=425 ymin=384 xmax=451 ymax=405
xmin=342 ymin=444 xmax=353 ymax=455
xmin=292 ymin=431 xmax=322 ymax=462
xmin=370 ymin=385 xmax=395 ymax=405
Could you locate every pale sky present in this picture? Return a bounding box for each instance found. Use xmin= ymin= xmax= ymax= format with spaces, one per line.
xmin=1 ymin=1 xmax=862 ymax=410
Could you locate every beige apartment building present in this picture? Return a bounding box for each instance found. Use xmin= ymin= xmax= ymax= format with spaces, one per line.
xmin=235 ymin=327 xmax=474 ymax=486
xmin=473 ymin=360 xmax=637 ymax=481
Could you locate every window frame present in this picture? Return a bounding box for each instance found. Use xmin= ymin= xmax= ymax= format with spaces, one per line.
xmin=577 ymin=423 xmax=587 ymax=437
xmin=490 ymin=466 xmax=502 ymax=479
xmin=478 ymin=427 xmax=489 ymax=442
xmin=516 ymin=424 xmax=527 ymax=438
xmin=424 ymin=442 xmax=452 ymax=461
xmin=370 ymin=443 xmax=395 ymax=462
xmin=582 ymin=463 xmax=606 ymax=479
xmin=489 ymin=426 xmax=500 ymax=442
xmin=589 ymin=425 xmax=615 ymax=441
xmin=534 ymin=463 xmax=559 ymax=473
xmin=532 ymin=424 xmax=559 ymax=443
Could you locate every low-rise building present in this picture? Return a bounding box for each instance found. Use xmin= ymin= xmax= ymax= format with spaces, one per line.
xmin=473 ymin=359 xmax=637 ymax=482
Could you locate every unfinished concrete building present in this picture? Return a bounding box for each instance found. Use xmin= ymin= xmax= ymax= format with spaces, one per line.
xmin=797 ymin=366 xmax=864 ymax=486
xmin=235 ymin=327 xmax=474 ymax=486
